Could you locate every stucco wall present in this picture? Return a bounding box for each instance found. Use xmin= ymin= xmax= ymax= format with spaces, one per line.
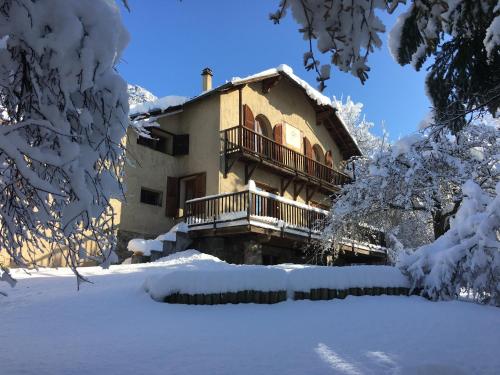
xmin=178 ymin=94 xmax=221 ymax=196
xmin=218 ymin=78 xmax=344 ymax=204
xmin=118 ymin=94 xmax=221 ymax=238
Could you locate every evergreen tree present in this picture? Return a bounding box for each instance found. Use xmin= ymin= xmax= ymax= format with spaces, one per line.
xmin=271 ymin=0 xmax=500 ymax=131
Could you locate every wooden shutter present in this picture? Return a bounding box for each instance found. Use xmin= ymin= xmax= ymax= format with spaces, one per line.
xmin=243 ymin=104 xmax=255 ymax=130
xmin=273 ymin=123 xmax=283 ymax=162
xmin=243 ymin=104 xmax=255 ymax=150
xmin=173 ymin=134 xmax=189 ymax=155
xmin=273 ymin=123 xmax=283 ymax=143
xmin=303 ymin=136 xmax=313 ymax=175
xmin=325 ymin=150 xmax=333 ymax=167
xmin=165 ymin=176 xmax=179 ymax=217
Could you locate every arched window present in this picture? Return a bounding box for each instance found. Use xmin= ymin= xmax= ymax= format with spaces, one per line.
xmin=312 ymin=144 xmax=324 ymax=164
xmin=255 ymin=115 xmax=271 ymax=138
xmin=254 ymin=115 xmax=272 ymax=156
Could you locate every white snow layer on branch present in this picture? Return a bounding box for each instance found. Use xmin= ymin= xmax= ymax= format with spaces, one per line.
xmin=273 ymin=0 xmax=389 ymax=82
xmin=484 ymin=3 xmax=500 ymax=58
xmin=0 ymin=0 xmax=129 ymax=270
xmin=275 ymin=1 xmax=500 ymax=82
xmin=399 ymin=181 xmax=500 ymax=305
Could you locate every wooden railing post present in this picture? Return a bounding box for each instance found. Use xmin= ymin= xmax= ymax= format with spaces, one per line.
xmin=238 ymin=126 xmax=243 ymax=151
xmin=247 ymin=191 xmax=252 ymax=220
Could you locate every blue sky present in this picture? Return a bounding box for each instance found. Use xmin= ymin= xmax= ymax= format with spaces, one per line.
xmin=119 ymin=1 xmax=432 ymax=139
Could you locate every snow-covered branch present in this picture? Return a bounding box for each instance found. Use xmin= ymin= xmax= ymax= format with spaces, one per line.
xmin=0 ymin=0 xmax=129 ymax=282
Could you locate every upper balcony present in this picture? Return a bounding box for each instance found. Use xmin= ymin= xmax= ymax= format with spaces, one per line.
xmin=220 ymin=126 xmax=351 ymax=193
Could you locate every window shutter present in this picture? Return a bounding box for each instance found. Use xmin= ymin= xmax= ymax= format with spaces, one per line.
xmin=273 ymin=123 xmax=283 ymax=162
xmin=173 ymin=134 xmax=189 ymax=155
xmin=325 ymin=150 xmax=333 ymax=168
xmin=303 ymin=136 xmax=313 ymax=175
xmin=243 ymin=104 xmax=255 ymax=130
xmin=273 ymin=123 xmax=283 ymax=144
xmin=243 ymin=105 xmax=255 ymax=150
xmin=165 ymin=176 xmax=179 ymax=217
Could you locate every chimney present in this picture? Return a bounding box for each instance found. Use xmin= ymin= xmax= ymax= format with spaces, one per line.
xmin=201 ymin=67 xmax=213 ymax=92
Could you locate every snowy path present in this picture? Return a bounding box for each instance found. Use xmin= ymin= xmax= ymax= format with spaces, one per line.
xmin=1 ymin=262 xmax=499 ymax=375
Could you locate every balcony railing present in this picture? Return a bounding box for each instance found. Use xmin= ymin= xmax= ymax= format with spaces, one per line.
xmin=185 ymin=188 xmax=328 ymax=238
xmin=221 ymin=126 xmax=351 ymax=188
xmin=185 ymin=189 xmax=387 ymax=253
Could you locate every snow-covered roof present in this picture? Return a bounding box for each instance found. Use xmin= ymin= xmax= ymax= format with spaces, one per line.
xmin=129 ymin=64 xmax=334 ymax=117
xmin=129 ymin=95 xmax=188 ymax=116
xmin=129 ymin=65 xmax=361 ymax=157
xmin=230 ymin=64 xmax=333 ymax=107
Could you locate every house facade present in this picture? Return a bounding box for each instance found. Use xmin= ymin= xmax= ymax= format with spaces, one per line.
xmin=117 ymin=65 xmax=386 ymax=265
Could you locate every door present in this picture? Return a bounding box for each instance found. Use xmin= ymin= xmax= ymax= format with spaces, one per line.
xmin=254 ymin=183 xmax=279 ymax=219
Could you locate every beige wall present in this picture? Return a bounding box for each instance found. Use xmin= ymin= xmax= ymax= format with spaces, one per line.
xmin=178 ymin=95 xmax=221 ymax=196
xmin=0 ymin=198 xmax=122 ymax=268
xmin=119 ymin=95 xmax=221 ymax=237
xmin=119 ymin=125 xmax=179 ymax=236
xmin=119 ymin=77 xmax=346 ymax=238
xmin=218 ymin=79 xmax=344 ymax=204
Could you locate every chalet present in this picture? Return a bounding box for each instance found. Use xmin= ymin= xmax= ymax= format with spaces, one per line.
xmin=117 ymin=65 xmax=386 ymax=265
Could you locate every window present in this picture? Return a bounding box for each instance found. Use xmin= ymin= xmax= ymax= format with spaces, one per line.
xmin=137 ymin=127 xmax=174 ymax=154
xmin=140 ymin=188 xmax=162 ymax=206
xmin=312 ymin=144 xmax=324 ymax=164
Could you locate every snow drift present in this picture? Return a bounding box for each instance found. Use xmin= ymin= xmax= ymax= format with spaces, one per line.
xmin=143 ymin=250 xmax=409 ymax=301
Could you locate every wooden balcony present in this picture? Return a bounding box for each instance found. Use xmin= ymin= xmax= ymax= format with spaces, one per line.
xmin=186 ymin=188 xmax=329 ymax=239
xmin=221 ymin=126 xmax=351 ymax=193
xmin=185 ymin=188 xmax=386 ymax=258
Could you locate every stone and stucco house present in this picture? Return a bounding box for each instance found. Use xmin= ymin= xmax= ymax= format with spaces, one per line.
xmin=117 ymin=65 xmax=386 ymax=265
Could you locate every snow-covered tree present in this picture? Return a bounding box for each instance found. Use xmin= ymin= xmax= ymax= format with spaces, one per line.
xmin=324 ymin=117 xmax=499 ymax=263
xmin=127 ymin=84 xmax=158 ymax=107
xmin=332 ymin=96 xmax=387 ymax=157
xmin=399 ymin=180 xmax=500 ymax=305
xmin=271 ymin=0 xmax=500 ymax=131
xmin=0 ymin=0 xmax=129 ymax=282
xmin=326 ymin=96 xmax=430 ymax=254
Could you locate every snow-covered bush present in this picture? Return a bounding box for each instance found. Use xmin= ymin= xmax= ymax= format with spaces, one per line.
xmin=0 ymin=0 xmax=129 ymax=278
xmin=399 ymin=181 xmax=500 ymax=306
xmin=143 ymin=250 xmax=410 ymax=301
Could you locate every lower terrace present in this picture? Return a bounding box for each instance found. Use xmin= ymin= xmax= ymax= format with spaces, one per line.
xmin=185 ymin=184 xmax=386 ymax=259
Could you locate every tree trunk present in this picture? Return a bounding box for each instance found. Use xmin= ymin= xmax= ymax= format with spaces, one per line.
xmin=432 ymin=201 xmax=461 ymax=240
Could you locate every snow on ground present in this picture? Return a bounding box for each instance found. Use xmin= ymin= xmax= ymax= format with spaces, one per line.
xmin=1 ymin=253 xmax=499 ymax=375
xmin=127 ymin=222 xmax=190 ymax=255
xmin=143 ymin=251 xmax=408 ymax=300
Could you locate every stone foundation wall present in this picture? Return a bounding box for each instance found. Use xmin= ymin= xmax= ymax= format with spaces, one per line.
xmin=192 ymin=236 xmax=307 ymax=265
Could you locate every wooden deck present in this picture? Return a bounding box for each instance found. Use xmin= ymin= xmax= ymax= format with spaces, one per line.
xmin=185 ymin=189 xmax=386 ymax=258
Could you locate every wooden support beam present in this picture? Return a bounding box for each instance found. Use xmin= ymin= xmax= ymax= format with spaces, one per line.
xmin=224 ymin=155 xmax=239 ymax=178
xmin=293 ymin=181 xmax=305 ymax=200
xmin=316 ymin=110 xmax=330 ymax=125
xmin=280 ymin=177 xmax=293 ymax=196
xmin=306 ymin=185 xmax=318 ymax=203
xmin=262 ymin=76 xmax=282 ymax=94
xmin=245 ymin=162 xmax=258 ymax=184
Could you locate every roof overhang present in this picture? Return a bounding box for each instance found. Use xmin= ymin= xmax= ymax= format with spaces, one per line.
xmin=130 ymin=67 xmax=362 ymax=158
